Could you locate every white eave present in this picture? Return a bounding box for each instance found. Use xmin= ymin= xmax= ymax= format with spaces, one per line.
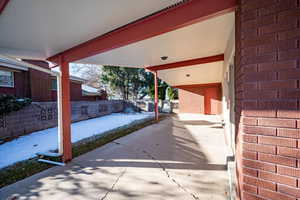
xmin=0 ymin=57 xmax=28 ymax=71
xmin=82 ymin=84 xmax=100 ymax=96
xmin=69 ymin=75 xmax=86 ymax=83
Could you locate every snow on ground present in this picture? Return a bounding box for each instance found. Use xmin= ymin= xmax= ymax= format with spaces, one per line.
xmin=0 ymin=112 xmax=153 ymax=169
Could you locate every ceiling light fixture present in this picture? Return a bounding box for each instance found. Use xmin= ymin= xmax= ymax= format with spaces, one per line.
xmin=161 ymin=56 xmax=168 ymax=61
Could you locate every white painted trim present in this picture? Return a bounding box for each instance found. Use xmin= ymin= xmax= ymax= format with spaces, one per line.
xmin=56 ymin=70 xmax=63 ymax=155
xmin=0 ymin=61 xmax=28 ymax=71
xmin=69 ymin=75 xmax=86 ymax=83
xmin=0 ymin=54 xmax=56 ymax=75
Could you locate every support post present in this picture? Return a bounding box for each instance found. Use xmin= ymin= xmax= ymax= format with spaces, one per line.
xmin=59 ymin=56 xmax=72 ymax=163
xmin=154 ymin=70 xmax=159 ymax=121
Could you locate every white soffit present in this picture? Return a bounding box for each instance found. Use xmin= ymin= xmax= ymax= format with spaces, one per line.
xmin=0 ymin=0 xmax=182 ymax=59
xmin=78 ymin=12 xmax=235 ymax=67
xmin=158 ymin=61 xmax=223 ymax=86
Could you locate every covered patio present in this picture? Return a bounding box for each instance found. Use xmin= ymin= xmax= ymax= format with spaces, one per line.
xmin=0 ymin=114 xmax=229 ymax=200
xmin=1 ymin=0 xmax=236 ymax=199
xmin=0 ymin=0 xmax=236 ymax=163
xmin=2 ymin=1 xmax=300 ymax=200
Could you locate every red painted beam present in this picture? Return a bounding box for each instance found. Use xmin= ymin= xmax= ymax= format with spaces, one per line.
xmin=47 ymin=0 xmax=236 ymax=64
xmin=0 ymin=0 xmax=10 ymax=15
xmin=174 ymin=82 xmax=221 ymax=89
xmin=146 ymin=54 xmax=224 ymax=72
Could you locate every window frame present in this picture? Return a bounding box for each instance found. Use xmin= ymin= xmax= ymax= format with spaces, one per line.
xmin=0 ymin=69 xmax=14 ymax=88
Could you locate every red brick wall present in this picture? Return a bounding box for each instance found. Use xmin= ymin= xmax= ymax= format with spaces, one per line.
xmin=177 ymin=83 xmax=222 ymax=115
xmin=235 ymin=0 xmax=300 ymax=199
xmin=51 ymin=81 xmax=99 ymax=101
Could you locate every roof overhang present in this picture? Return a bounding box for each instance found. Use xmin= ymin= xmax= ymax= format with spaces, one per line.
xmin=0 ymin=54 xmax=56 ymax=75
xmin=48 ymin=0 xmax=237 ymax=64
xmin=0 ymin=59 xmax=28 ymax=71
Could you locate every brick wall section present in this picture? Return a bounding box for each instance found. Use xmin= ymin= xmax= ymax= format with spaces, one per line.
xmin=235 ymin=0 xmax=300 ymax=199
xmin=0 ymin=100 xmax=125 ymax=141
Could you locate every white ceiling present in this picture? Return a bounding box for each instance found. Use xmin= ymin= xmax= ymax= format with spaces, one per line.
xmin=78 ymin=12 xmax=235 ymax=67
xmin=0 ymin=0 xmax=182 ymax=59
xmin=0 ymin=1 xmax=234 ymax=87
xmin=158 ymin=61 xmax=223 ymax=86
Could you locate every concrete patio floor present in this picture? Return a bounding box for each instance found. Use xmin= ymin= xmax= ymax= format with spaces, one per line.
xmin=0 ymin=114 xmax=229 ymax=200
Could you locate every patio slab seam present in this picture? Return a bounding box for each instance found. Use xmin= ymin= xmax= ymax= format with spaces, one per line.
xmin=112 ymin=141 xmax=200 ymax=200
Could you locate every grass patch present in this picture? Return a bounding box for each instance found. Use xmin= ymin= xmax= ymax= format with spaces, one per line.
xmin=0 ymin=114 xmax=168 ymax=188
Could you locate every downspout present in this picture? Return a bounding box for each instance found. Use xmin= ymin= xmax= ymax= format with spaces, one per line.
xmin=56 ymin=70 xmax=63 ymax=155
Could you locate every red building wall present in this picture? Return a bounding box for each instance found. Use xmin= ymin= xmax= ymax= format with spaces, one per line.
xmin=235 ymin=0 xmax=300 ymax=199
xmin=51 ymin=81 xmax=99 ymax=101
xmin=1 ymin=60 xmax=99 ymax=101
xmin=177 ymin=83 xmax=222 ymax=115
xmin=24 ymin=60 xmax=53 ymax=102
xmin=0 ymin=70 xmax=30 ymax=98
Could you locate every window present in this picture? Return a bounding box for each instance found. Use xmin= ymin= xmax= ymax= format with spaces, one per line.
xmin=51 ymin=79 xmax=57 ymax=90
xmin=0 ymin=70 xmax=14 ymax=87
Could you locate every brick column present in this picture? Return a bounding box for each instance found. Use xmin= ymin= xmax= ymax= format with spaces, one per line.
xmin=235 ymin=0 xmax=300 ymax=199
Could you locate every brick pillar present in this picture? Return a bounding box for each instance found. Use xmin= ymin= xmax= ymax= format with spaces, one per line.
xmin=235 ymin=0 xmax=300 ymax=199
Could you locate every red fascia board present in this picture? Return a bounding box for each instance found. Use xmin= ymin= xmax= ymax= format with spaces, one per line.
xmin=0 ymin=0 xmax=10 ymax=15
xmin=174 ymin=82 xmax=222 ymax=89
xmin=47 ymin=0 xmax=236 ymax=64
xmin=146 ymin=54 xmax=224 ymax=72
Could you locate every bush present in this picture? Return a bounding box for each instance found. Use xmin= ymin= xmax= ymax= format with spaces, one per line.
xmin=0 ymin=94 xmax=32 ymax=115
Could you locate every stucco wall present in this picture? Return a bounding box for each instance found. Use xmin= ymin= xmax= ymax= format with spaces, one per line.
xmin=178 ymin=87 xmax=205 ymax=114
xmin=177 ymin=84 xmax=222 ymax=115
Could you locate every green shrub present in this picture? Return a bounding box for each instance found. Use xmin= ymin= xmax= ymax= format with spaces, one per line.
xmin=0 ymin=94 xmax=32 ymax=115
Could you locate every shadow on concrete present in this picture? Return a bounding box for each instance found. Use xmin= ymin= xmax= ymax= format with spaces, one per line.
xmin=0 ymin=115 xmax=229 ymax=200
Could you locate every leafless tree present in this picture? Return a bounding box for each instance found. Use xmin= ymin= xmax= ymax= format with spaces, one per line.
xmin=70 ymin=63 xmax=102 ymax=88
